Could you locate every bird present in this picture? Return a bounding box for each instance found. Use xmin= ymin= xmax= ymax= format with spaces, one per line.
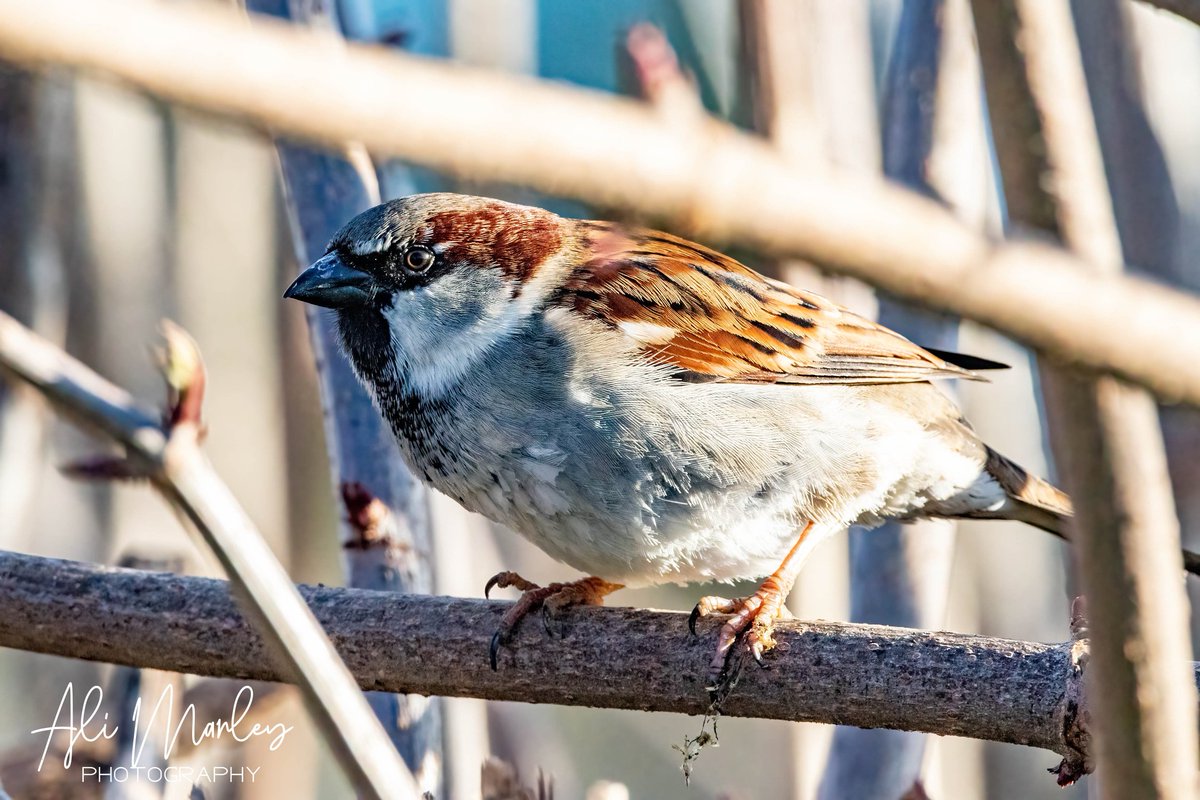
xmin=283 ymin=192 xmax=1192 ymax=689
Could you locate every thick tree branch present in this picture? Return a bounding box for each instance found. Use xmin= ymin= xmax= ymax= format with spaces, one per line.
xmin=0 ymin=548 xmax=1125 ymax=769
xmin=0 ymin=1 xmax=1199 ymax=407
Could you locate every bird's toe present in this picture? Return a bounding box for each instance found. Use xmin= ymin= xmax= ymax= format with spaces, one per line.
xmin=692 ymin=580 xmax=790 ymax=695
xmin=485 ymin=572 xmax=622 ymax=669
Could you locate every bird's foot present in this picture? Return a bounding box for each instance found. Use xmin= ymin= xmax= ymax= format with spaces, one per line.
xmin=689 ymin=574 xmax=793 ymax=694
xmin=484 ymin=571 xmax=623 ymax=670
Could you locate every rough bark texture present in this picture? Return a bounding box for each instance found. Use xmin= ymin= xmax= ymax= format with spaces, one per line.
xmin=0 ymin=0 xmax=1199 ymax=407
xmin=970 ymin=1 xmax=1200 ymax=797
xmin=0 ymin=548 xmax=1114 ymax=766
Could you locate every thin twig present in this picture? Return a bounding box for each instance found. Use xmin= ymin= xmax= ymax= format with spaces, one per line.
xmin=0 ymin=0 xmax=1198 ymax=406
xmin=0 ymin=310 xmax=420 ymax=800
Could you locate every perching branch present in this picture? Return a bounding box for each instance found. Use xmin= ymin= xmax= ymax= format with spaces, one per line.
xmin=1 ymin=1 xmax=1200 ymax=408
xmin=0 ymin=310 xmax=420 ymax=800
xmin=0 ymin=547 xmax=1148 ymax=775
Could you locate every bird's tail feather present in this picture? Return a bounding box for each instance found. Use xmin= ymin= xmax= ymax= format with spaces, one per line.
xmin=975 ymin=447 xmax=1200 ymax=577
xmin=980 ymin=447 xmax=1072 ymax=537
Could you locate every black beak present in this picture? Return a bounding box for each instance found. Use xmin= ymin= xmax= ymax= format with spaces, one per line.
xmin=284 ymin=252 xmax=377 ymax=308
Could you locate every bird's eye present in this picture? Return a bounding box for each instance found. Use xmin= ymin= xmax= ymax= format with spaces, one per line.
xmin=404 ymin=246 xmax=436 ymax=273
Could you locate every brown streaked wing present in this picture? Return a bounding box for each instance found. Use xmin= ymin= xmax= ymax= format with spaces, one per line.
xmin=556 ymin=224 xmax=983 ymax=386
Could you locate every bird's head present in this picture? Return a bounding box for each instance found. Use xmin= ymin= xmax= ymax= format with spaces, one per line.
xmin=285 ymin=192 xmax=570 ymax=396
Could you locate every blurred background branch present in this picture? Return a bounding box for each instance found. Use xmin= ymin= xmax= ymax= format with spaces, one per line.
xmin=970 ymin=0 xmax=1200 ymax=796
xmin=819 ymin=1 xmax=987 ymax=796
xmin=0 ymin=66 xmax=69 ymax=556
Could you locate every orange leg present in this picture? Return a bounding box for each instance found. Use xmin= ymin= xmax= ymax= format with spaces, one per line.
xmin=485 ymin=571 xmax=623 ymax=670
xmin=690 ymin=521 xmax=816 ymax=691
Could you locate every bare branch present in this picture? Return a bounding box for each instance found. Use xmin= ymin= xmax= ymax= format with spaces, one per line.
xmin=0 ymin=0 xmax=1198 ymax=406
xmin=0 ymin=310 xmax=420 ymax=800
xmin=971 ymin=1 xmax=1200 ymax=796
xmin=0 ymin=547 xmax=1144 ymax=770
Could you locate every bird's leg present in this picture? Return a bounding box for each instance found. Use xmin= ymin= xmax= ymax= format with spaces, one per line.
xmin=484 ymin=571 xmax=623 ymax=670
xmin=690 ymin=521 xmax=815 ymax=692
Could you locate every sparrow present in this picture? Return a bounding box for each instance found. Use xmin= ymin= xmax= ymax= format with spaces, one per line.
xmin=284 ymin=192 xmax=1196 ymax=688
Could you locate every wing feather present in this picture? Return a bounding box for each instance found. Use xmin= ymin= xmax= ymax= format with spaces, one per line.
xmin=556 ymin=224 xmax=992 ymax=386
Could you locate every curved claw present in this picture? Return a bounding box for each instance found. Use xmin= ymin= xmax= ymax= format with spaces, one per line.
xmin=489 ymin=630 xmax=504 ymax=671
xmin=751 ymin=643 xmax=767 ymax=667
xmin=687 ymin=604 xmax=702 ymax=637
xmin=484 ymin=574 xmax=501 ymax=599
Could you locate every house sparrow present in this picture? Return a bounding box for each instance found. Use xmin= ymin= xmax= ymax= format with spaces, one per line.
xmin=284 ymin=193 xmax=1190 ymax=687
